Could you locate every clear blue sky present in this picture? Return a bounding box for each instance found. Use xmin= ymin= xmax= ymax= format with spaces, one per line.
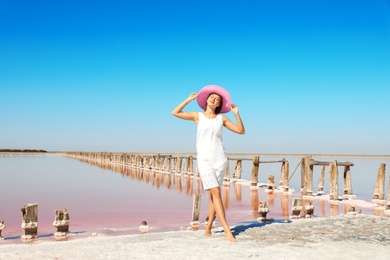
xmin=1 ymin=0 xmax=389 ymax=154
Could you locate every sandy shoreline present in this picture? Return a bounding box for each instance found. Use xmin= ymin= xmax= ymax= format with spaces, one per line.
xmin=1 ymin=214 xmax=390 ymax=259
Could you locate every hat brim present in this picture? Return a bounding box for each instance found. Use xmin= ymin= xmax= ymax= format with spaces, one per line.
xmin=196 ymin=85 xmax=232 ymax=113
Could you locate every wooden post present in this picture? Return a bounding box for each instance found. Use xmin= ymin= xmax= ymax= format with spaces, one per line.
xmin=343 ymin=165 xmax=353 ymax=195
xmin=224 ymin=159 xmax=230 ymax=183
xmin=373 ymin=163 xmax=386 ymax=200
xmin=155 ymin=155 xmax=160 ymax=170
xmin=300 ymin=157 xmax=310 ymax=195
xmin=232 ymin=160 xmax=242 ymax=179
xmin=21 ymin=203 xmax=38 ymax=239
xmin=329 ymin=160 xmax=339 ymax=200
xmin=186 ymin=156 xmax=193 ymax=175
xmin=53 ymin=209 xmax=70 ymax=236
xmin=157 ymin=155 xmax=165 ymax=171
xmin=257 ymin=201 xmax=269 ymax=222
xmin=304 ymin=201 xmax=314 ymax=218
xmin=166 ymin=155 xmax=172 ymax=173
xmin=266 ymin=174 xmax=276 ymax=190
xmin=195 ymin=163 xmax=200 ymax=178
xmin=191 ymin=194 xmax=201 ymax=224
xmin=317 ymin=165 xmax=325 ymax=194
xmin=280 ymin=161 xmax=289 ymax=192
xmin=172 ymin=157 xmax=177 ymax=173
xmin=0 ymin=220 xmax=4 ymax=240
xmin=250 ymin=156 xmax=260 ymax=186
xmin=300 ymin=157 xmax=306 ymax=194
xmin=291 ymin=198 xmax=302 ymax=218
xmin=306 ymin=159 xmax=314 ymax=196
xmin=387 ymin=174 xmax=390 ymax=210
xmin=175 ymin=157 xmax=183 ymax=174
xmin=140 ymin=155 xmax=145 ymax=168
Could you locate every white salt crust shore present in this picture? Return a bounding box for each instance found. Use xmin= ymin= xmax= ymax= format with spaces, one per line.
xmin=1 ymin=214 xmax=389 ymax=260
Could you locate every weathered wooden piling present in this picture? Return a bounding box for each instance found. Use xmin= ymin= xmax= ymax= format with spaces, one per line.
xmin=139 ymin=220 xmax=151 ymax=233
xmin=232 ymin=159 xmax=242 ymax=179
xmin=304 ymin=201 xmax=314 ymax=218
xmin=387 ymin=176 xmax=390 ymax=210
xmin=250 ymin=156 xmax=260 ymax=186
xmin=186 ymin=156 xmax=194 ymax=175
xmin=300 ymin=157 xmax=309 ymax=195
xmin=21 ymin=203 xmax=38 ymax=239
xmin=329 ymin=160 xmax=339 ymax=200
xmin=191 ymin=194 xmax=201 ymax=226
xmin=343 ymin=165 xmax=353 ymax=195
xmin=175 ymin=157 xmax=183 ymax=174
xmin=291 ymin=198 xmax=302 ymax=218
xmin=166 ymin=155 xmax=172 ymax=172
xmin=317 ymin=165 xmax=325 ymax=194
xmin=347 ymin=205 xmax=357 ymax=215
xmin=223 ymin=159 xmax=231 ymax=183
xmin=280 ymin=160 xmax=289 ymax=191
xmin=266 ymin=174 xmax=276 ymax=190
xmin=156 ymin=154 xmax=165 ymax=171
xmin=53 ymin=209 xmax=70 ymax=236
xmin=385 ymin=200 xmax=390 ymax=211
xmin=373 ymin=163 xmax=386 ymax=200
xmin=0 ymin=220 xmax=4 ymax=240
xmin=257 ymin=201 xmax=269 ymax=221
xmin=306 ymin=159 xmax=314 ymax=196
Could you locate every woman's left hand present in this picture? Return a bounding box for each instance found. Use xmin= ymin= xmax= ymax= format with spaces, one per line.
xmin=231 ymin=104 xmax=239 ymax=114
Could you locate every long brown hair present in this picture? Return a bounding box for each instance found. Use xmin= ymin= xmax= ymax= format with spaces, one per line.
xmin=205 ymin=93 xmax=223 ymax=114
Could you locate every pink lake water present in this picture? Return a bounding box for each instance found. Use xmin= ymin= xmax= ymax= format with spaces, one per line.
xmin=0 ymin=154 xmax=389 ymax=244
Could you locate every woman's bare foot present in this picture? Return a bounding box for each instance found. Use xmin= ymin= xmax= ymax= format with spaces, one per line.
xmin=225 ymin=231 xmax=236 ymax=242
xmin=204 ymin=229 xmax=212 ymax=237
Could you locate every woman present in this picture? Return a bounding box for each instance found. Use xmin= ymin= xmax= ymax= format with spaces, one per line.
xmin=172 ymin=85 xmax=245 ymax=242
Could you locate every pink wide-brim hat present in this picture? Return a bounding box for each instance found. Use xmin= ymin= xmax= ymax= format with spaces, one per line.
xmin=196 ymin=85 xmax=232 ymax=113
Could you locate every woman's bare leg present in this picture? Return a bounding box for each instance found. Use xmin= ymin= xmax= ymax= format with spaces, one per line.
xmin=205 ymin=191 xmax=216 ymax=236
xmin=208 ymin=187 xmax=236 ymax=242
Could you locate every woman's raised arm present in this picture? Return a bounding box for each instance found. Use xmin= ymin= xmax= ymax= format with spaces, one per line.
xmin=172 ymin=92 xmax=199 ymax=122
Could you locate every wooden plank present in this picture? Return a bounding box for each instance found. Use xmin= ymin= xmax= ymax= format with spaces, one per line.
xmin=310 ymin=160 xmax=354 ymax=167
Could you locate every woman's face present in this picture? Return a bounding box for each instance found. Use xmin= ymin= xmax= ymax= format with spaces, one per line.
xmin=207 ymin=93 xmax=222 ymax=108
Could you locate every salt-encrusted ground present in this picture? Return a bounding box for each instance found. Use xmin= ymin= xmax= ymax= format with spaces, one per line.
xmin=1 ymin=214 xmax=389 ymax=260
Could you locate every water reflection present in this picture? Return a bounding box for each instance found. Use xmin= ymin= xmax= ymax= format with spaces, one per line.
xmin=234 ymin=182 xmax=242 ymax=201
xmin=250 ymin=188 xmax=259 ymax=218
xmin=281 ymin=193 xmax=290 ymax=220
xmin=266 ymin=191 xmax=275 ymax=207
xmin=223 ymin=185 xmax=230 ymax=210
xmin=70 ymin=155 xmax=385 ymax=221
xmin=330 ymin=202 xmax=340 ymax=216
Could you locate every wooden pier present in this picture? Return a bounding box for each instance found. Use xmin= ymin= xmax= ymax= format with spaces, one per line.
xmin=0 ymin=151 xmax=389 ymax=240
xmin=59 ymin=152 xmax=388 ymax=203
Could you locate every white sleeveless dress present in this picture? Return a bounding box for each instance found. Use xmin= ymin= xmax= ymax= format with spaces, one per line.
xmin=196 ymin=112 xmax=228 ymax=190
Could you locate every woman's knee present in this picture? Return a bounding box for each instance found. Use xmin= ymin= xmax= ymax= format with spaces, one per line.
xmin=209 ymin=187 xmax=222 ymax=198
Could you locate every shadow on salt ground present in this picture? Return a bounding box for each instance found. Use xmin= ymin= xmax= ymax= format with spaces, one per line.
xmin=214 ymin=219 xmax=292 ymax=237
xmin=3 ymin=231 xmax=86 ymax=241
